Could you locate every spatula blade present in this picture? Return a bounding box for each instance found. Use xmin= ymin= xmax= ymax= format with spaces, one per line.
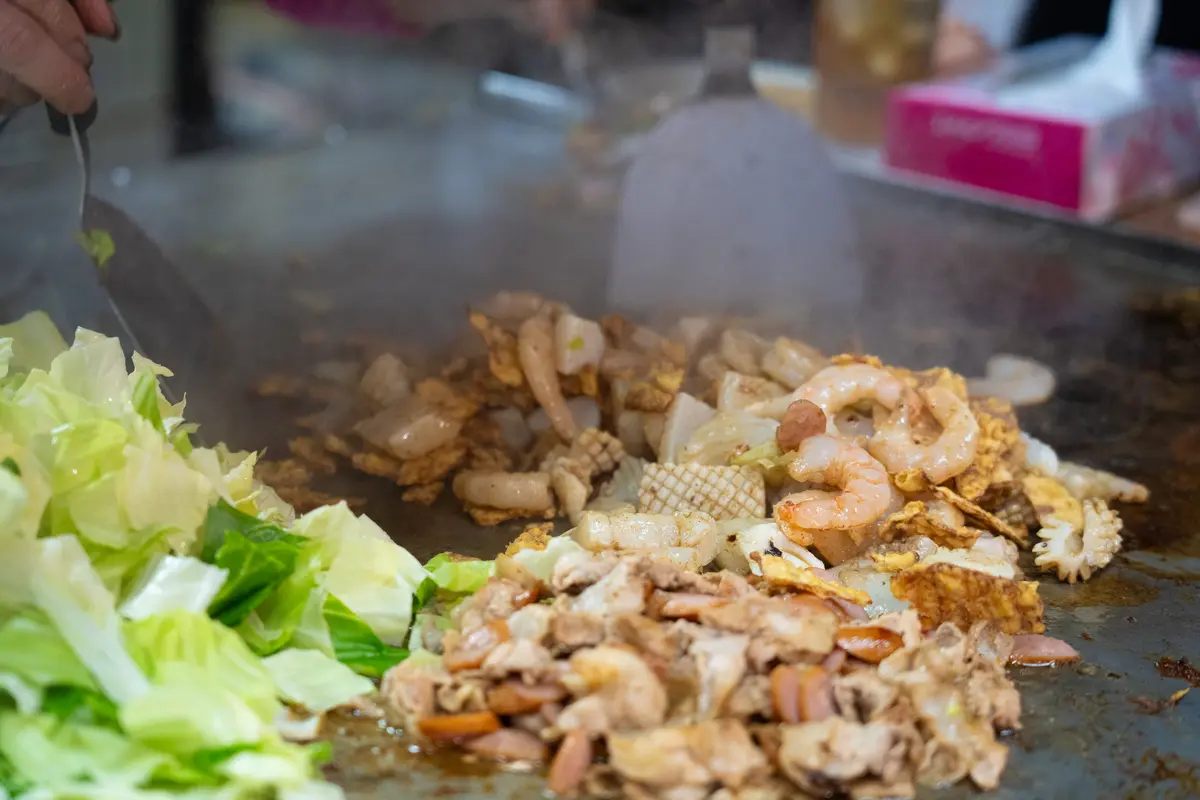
xmin=610 ymin=96 xmax=864 ymax=343
xmin=84 ymin=196 xmax=225 ymax=397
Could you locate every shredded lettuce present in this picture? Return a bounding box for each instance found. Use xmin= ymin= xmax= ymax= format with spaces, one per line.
xmin=119 ymin=556 xmax=228 ymax=622
xmin=262 ymin=650 xmax=374 ymax=714
xmin=0 ymin=325 xmax=365 ymax=798
xmin=424 ymin=553 xmax=494 ymax=594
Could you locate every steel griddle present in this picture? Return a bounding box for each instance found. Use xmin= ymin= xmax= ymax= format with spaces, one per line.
xmin=2 ymin=83 xmax=1199 ymax=800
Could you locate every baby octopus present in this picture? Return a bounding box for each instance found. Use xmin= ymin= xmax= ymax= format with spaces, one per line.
xmin=868 ymin=386 xmax=981 ymax=484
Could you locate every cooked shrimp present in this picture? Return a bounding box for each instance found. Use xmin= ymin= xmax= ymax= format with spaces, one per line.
xmin=453 ymin=470 xmax=555 ymax=511
xmin=761 ymin=336 xmax=826 ymax=390
xmin=868 ymin=386 xmax=980 ymax=484
xmin=748 ymin=364 xmax=907 ymax=424
xmin=966 ymin=354 xmax=1056 ymax=406
xmin=774 ymin=435 xmax=893 ymax=546
xmin=519 ymin=312 xmax=578 ymax=441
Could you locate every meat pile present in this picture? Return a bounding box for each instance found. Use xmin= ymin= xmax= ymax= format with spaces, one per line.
xmin=381 ymin=551 xmax=1024 ymax=799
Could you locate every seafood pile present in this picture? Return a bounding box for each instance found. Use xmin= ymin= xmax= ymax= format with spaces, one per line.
xmin=251 ymin=292 xmax=1150 ymax=796
xmin=257 ymin=291 xmax=1146 ymax=588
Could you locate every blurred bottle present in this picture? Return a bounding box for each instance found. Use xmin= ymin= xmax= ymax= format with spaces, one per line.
xmin=814 ymin=0 xmax=941 ymax=146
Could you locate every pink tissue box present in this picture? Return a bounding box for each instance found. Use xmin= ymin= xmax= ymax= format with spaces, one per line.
xmin=884 ymin=37 xmax=1200 ymax=221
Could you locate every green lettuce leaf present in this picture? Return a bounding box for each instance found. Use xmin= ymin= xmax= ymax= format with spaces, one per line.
xmin=321 ymin=596 xmax=408 ymax=679
xmin=0 ymin=712 xmax=174 ymax=791
xmin=0 ymin=612 xmax=97 ymax=690
xmin=119 ymin=556 xmax=228 ymax=622
xmin=122 ymin=611 xmax=278 ymax=723
xmin=423 ymin=554 xmax=493 ymax=594
xmin=0 ymin=313 xmax=68 ymax=373
xmin=24 ymin=536 xmax=150 ymax=705
xmin=40 ymin=685 xmax=121 ymax=728
xmin=290 ymin=503 xmax=427 ymax=647
xmin=201 ymin=501 xmax=305 ymax=628
xmin=261 ymin=649 xmax=374 ymax=713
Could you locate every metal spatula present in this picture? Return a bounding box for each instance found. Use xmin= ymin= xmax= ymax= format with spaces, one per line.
xmin=49 ymin=105 xmax=223 ymax=410
xmin=610 ymin=24 xmax=864 ymax=338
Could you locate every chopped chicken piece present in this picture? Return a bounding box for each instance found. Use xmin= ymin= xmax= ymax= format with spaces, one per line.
xmin=506 ymin=523 xmax=555 ymax=557
xmin=758 ymin=555 xmax=871 ymax=607
xmin=689 ymin=635 xmax=750 ymax=719
xmin=550 ymin=612 xmax=606 ymax=652
xmin=890 ymin=563 xmax=1044 ymax=635
xmin=777 ymin=717 xmax=916 ymax=797
xmin=380 ymin=659 xmax=444 ymax=729
xmin=700 ymin=596 xmax=837 ymax=670
xmin=607 ymin=721 xmax=768 ymax=790
xmin=558 ymin=645 xmax=669 ymax=733
xmin=638 ymin=463 xmax=767 ymax=521
xmin=359 ymin=352 xmax=411 ymax=408
xmin=1033 ymin=499 xmax=1124 ymax=584
xmin=453 ymin=579 xmax=530 ymax=632
xmin=564 ymin=558 xmax=651 ymax=616
xmin=879 ymin=501 xmax=979 ymax=550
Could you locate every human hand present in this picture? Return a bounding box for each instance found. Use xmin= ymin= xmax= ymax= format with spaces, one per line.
xmin=0 ymin=0 xmax=118 ymax=115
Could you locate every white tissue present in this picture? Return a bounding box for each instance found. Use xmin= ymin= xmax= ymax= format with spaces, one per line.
xmin=997 ymin=0 xmax=1161 ymax=118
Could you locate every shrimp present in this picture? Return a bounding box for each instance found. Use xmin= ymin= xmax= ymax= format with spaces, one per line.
xmin=774 ymin=435 xmax=893 ymax=549
xmin=519 ymin=312 xmax=578 ymax=441
xmin=868 ymin=386 xmax=981 ymax=484
xmin=966 ymin=354 xmax=1056 ymax=406
xmin=747 ymin=364 xmax=907 ymax=426
xmin=453 ymin=470 xmax=555 ymax=511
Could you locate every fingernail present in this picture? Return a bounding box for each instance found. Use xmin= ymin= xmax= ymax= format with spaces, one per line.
xmin=110 ymin=20 xmax=122 ymax=41
xmin=67 ymin=40 xmax=93 ymax=69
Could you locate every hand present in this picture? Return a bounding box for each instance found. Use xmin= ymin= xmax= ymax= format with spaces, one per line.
xmin=0 ymin=0 xmax=118 ymax=115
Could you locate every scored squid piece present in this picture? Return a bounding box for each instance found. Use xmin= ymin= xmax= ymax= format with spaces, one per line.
xmin=573 ymin=510 xmax=719 ymax=567
xmin=638 ymin=463 xmax=766 ymax=521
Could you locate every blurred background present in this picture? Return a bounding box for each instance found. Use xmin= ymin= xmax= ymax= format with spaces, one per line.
xmin=2 ymin=0 xmax=1200 ymax=453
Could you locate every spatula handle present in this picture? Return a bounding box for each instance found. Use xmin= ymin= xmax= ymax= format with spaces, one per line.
xmin=44 ymin=0 xmax=99 ymax=136
xmin=700 ymin=25 xmax=757 ymax=97
xmin=46 ymin=100 xmax=99 ymax=136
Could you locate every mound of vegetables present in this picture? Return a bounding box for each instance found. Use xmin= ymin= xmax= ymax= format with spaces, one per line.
xmin=0 ymin=315 xmax=490 ymax=800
